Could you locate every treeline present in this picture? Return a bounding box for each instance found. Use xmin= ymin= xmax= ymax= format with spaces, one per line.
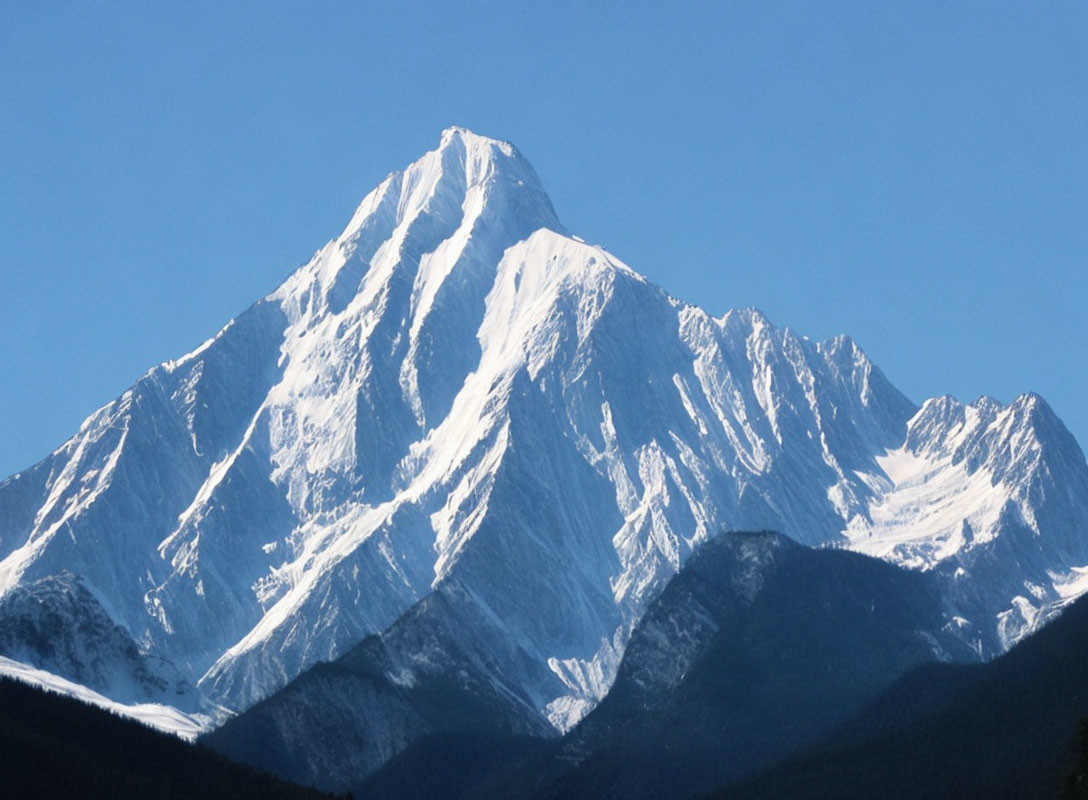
xmin=718 ymin=593 xmax=1088 ymax=799
xmin=0 ymin=676 xmax=334 ymax=799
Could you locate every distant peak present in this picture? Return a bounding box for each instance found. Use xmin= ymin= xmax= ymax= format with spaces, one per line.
xmin=818 ymin=332 xmax=866 ymax=362
xmin=335 ymin=127 xmax=560 ymax=249
xmin=925 ymin=394 xmax=963 ymax=409
xmin=912 ymin=394 xmax=967 ymax=426
xmin=1008 ymin=392 xmax=1064 ymax=431
xmin=438 ymin=125 xmax=518 ymax=158
xmin=1012 ymin=391 xmax=1045 ymax=409
xmin=719 ymin=307 xmax=774 ymax=333
xmin=970 ymin=395 xmax=1004 ymax=416
xmin=414 ymin=126 xmax=550 ymax=198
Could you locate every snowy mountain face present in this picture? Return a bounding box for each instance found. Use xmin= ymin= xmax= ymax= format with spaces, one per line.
xmin=846 ymin=392 xmax=1088 ymax=651
xmin=1 ymin=127 xmax=1086 ymax=735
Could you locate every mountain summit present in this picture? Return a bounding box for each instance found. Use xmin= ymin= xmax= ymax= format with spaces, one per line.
xmin=1 ymin=128 xmax=1086 ymax=737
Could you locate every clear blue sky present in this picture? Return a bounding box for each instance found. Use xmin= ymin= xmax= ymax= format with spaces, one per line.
xmin=1 ymin=2 xmax=1085 ymax=477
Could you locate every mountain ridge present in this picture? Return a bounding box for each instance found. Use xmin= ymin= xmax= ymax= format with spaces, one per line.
xmin=0 ymin=127 xmax=1085 ymax=746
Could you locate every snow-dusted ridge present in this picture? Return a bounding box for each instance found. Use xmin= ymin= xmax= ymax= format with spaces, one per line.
xmin=1 ymin=127 xmax=1086 ymax=735
xmin=0 ymin=655 xmax=212 ymax=740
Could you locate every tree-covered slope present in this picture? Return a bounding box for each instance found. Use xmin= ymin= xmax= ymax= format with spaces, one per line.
xmin=0 ymin=676 xmax=331 ymax=800
xmin=718 ymin=590 xmax=1088 ymax=799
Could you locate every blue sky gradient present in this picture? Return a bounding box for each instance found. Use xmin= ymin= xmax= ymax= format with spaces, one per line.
xmin=1 ymin=1 xmax=1085 ymax=476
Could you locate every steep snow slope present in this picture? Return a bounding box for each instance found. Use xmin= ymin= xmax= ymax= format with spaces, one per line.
xmin=1 ymin=127 xmax=1086 ymax=733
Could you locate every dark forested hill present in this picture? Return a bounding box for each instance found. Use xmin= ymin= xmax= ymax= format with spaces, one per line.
xmin=0 ymin=676 xmax=331 ymax=800
xmin=717 ymin=590 xmax=1088 ymax=800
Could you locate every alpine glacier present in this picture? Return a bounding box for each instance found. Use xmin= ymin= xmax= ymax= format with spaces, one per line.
xmin=1 ymin=127 xmax=1086 ymax=733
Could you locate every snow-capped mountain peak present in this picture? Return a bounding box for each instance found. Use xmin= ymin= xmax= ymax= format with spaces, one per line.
xmin=1 ymin=127 xmax=1086 ymax=740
